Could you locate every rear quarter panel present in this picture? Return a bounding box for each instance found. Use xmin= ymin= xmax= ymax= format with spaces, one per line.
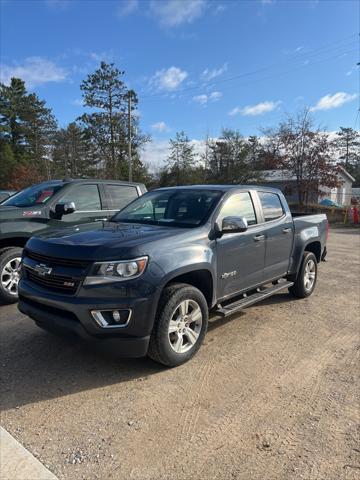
xmin=289 ymin=214 xmax=328 ymax=276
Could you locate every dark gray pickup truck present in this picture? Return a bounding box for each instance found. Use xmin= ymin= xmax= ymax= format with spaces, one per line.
xmin=18 ymin=185 xmax=328 ymax=366
xmin=0 ymin=178 xmax=146 ymax=303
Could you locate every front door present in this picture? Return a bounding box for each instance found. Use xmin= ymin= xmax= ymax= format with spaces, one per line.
xmin=216 ymin=191 xmax=265 ymax=300
xmin=49 ymin=183 xmax=104 ymax=227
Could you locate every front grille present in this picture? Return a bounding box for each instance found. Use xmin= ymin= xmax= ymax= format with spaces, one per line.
xmin=24 ymin=249 xmax=90 ymax=269
xmin=25 ymin=268 xmax=80 ymax=295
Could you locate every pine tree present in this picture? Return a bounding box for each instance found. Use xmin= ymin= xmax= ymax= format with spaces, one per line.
xmin=0 ymin=78 xmax=28 ymax=162
xmin=166 ymin=131 xmax=197 ymax=185
xmin=23 ymin=93 xmax=57 ymax=178
xmin=52 ymin=122 xmax=95 ymax=178
xmin=206 ymin=129 xmax=257 ymax=184
xmin=0 ymin=143 xmax=16 ymax=187
xmin=334 ymin=127 xmax=360 ymax=167
xmin=0 ymin=78 xmax=57 ymax=187
xmin=333 ymin=127 xmax=360 ymax=186
xmin=78 ymin=62 xmax=149 ymax=180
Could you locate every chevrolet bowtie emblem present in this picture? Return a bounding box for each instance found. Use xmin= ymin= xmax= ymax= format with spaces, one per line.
xmin=34 ymin=263 xmax=53 ymax=276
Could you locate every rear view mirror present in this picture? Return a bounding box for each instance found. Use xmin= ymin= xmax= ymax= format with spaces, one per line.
xmin=54 ymin=202 xmax=76 ymax=218
xmin=222 ymin=216 xmax=248 ymax=233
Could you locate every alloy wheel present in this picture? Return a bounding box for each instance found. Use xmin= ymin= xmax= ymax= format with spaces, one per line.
xmin=304 ymin=259 xmax=316 ymax=292
xmin=168 ymin=299 xmax=203 ymax=354
xmin=1 ymin=257 xmax=21 ymax=296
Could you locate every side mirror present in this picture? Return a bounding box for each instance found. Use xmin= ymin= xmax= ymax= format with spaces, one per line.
xmin=54 ymin=202 xmax=76 ymax=218
xmin=222 ymin=216 xmax=248 ymax=233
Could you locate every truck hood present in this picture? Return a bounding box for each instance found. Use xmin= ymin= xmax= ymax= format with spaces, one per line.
xmin=26 ymin=221 xmax=189 ymax=261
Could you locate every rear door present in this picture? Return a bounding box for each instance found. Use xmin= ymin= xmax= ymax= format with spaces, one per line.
xmin=102 ymin=184 xmax=140 ymax=216
xmin=215 ymin=190 xmax=266 ymax=299
xmin=255 ymin=190 xmax=294 ymax=281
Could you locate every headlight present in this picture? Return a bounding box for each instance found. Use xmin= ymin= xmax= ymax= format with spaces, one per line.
xmin=83 ymin=256 xmax=148 ymax=285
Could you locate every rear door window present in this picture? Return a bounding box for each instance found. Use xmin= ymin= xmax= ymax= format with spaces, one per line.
xmin=258 ymin=192 xmax=284 ymax=222
xmin=106 ymin=185 xmax=138 ymax=211
xmin=59 ymin=184 xmax=101 ymax=211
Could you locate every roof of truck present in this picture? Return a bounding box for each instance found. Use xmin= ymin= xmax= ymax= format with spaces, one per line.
xmin=34 ymin=178 xmax=145 ymax=187
xmin=156 ymin=184 xmax=282 ymax=193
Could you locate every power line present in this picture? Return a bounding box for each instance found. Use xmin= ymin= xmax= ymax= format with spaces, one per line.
xmin=138 ymin=34 xmax=358 ymax=102
xmin=140 ymin=47 xmax=357 ymax=104
xmin=354 ymin=32 xmax=360 ymax=129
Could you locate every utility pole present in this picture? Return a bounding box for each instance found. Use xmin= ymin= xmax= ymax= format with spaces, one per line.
xmin=128 ymin=92 xmax=132 ymax=182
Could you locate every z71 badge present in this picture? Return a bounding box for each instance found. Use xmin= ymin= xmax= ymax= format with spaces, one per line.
xmin=22 ymin=211 xmax=42 ymax=217
xmin=220 ymin=270 xmax=237 ymax=279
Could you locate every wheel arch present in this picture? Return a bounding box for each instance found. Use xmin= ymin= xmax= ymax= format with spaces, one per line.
xmin=0 ymin=237 xmax=28 ymax=250
xmin=304 ymin=240 xmax=321 ymax=263
xmin=160 ymin=265 xmax=215 ymax=309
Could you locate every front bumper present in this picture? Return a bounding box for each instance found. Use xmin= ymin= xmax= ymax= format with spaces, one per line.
xmin=18 ymin=277 xmax=159 ymax=358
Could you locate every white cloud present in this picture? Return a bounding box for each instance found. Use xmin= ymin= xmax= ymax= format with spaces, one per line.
xmin=193 ymin=91 xmax=222 ymax=104
xmin=149 ymin=0 xmax=206 ymax=27
xmin=193 ymin=94 xmax=208 ymax=105
xmin=310 ymin=92 xmax=357 ymax=112
xmin=150 ymin=66 xmax=188 ymax=91
xmin=117 ymin=0 xmax=138 ymax=17
xmin=201 ymin=63 xmax=227 ymax=81
xmin=141 ymin=140 xmax=169 ymax=170
xmin=0 ymin=57 xmax=68 ymax=87
xmin=229 ymin=100 xmax=281 ymax=116
xmin=151 ymin=121 xmax=169 ymax=132
xmin=209 ymin=91 xmax=222 ymax=101
xmin=213 ymin=3 xmax=226 ymax=14
xmin=141 ymin=138 xmax=206 ymax=170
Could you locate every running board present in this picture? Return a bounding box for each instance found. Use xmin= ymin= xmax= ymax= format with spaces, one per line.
xmin=215 ymin=281 xmax=294 ymax=317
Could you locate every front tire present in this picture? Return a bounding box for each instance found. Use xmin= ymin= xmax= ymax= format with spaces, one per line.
xmin=289 ymin=251 xmax=318 ymax=299
xmin=148 ymin=283 xmax=209 ymax=367
xmin=0 ymin=247 xmax=23 ymax=304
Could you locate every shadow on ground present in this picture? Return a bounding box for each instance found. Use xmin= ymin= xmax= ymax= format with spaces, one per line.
xmin=0 ymin=291 xmax=298 ymax=411
xmin=0 ymin=318 xmax=164 ymax=411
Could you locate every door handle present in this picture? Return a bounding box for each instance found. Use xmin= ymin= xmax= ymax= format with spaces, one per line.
xmin=95 ymin=218 xmax=108 ymax=222
xmin=282 ymin=228 xmax=292 ymax=234
xmin=254 ymin=234 xmax=265 ymax=242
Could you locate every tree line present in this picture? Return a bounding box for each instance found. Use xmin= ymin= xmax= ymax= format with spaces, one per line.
xmin=1 ymin=61 xmax=359 ymax=205
xmin=0 ymin=62 xmax=151 ymax=189
xmin=157 ymin=118 xmax=359 ymax=205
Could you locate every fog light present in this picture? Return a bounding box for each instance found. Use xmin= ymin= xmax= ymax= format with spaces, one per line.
xmin=91 ymin=309 xmax=131 ymax=328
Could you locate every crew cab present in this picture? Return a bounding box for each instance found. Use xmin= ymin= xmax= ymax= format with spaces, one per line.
xmin=18 ymin=185 xmax=328 ymax=366
xmin=0 ymin=178 xmax=146 ymax=303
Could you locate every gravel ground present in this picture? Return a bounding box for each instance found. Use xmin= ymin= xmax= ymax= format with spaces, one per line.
xmin=1 ymin=228 xmax=359 ymax=480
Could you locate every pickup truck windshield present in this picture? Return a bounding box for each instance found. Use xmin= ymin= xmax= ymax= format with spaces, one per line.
xmin=2 ymin=183 xmax=63 ymax=208
xmin=113 ymin=189 xmax=222 ymax=227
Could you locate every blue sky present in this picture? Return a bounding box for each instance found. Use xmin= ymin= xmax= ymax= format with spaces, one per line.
xmin=1 ymin=0 xmax=359 ymax=165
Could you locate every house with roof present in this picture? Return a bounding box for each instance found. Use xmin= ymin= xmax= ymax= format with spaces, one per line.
xmin=259 ymin=166 xmax=355 ymax=206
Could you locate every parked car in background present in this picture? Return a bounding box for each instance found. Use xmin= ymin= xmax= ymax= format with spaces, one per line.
xmin=0 ymin=190 xmax=17 ymax=203
xmin=18 ymin=185 xmax=328 ymax=366
xmin=0 ymin=178 xmax=146 ymax=303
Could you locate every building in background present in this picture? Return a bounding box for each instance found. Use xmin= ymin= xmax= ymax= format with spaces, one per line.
xmin=260 ymin=167 xmax=354 ymax=206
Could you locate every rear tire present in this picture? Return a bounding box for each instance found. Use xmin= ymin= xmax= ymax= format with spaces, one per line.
xmin=148 ymin=283 xmax=208 ymax=367
xmin=289 ymin=251 xmax=317 ymax=299
xmin=0 ymin=247 xmax=23 ymax=304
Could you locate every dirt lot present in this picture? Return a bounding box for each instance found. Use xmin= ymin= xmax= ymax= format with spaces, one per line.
xmin=1 ymin=228 xmax=359 ymax=480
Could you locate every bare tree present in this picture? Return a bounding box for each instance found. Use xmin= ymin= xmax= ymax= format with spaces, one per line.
xmin=275 ymin=109 xmax=339 ymax=205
